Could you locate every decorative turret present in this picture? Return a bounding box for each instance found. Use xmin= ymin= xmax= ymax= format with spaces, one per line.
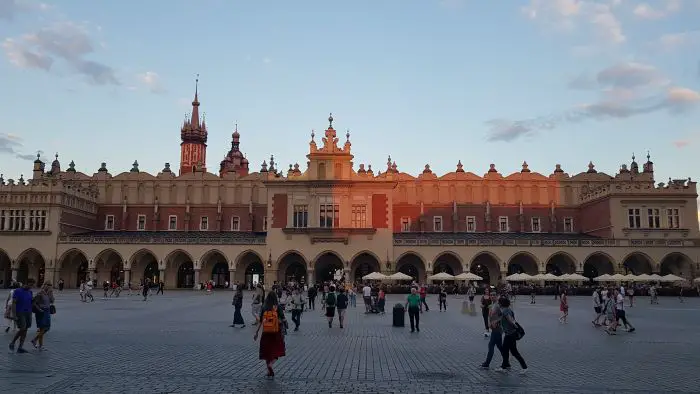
xmin=98 ymin=162 xmax=108 ymax=173
xmin=456 ymin=160 xmax=464 ymax=173
xmin=32 ymin=153 xmax=44 ymax=179
xmin=643 ymin=151 xmax=654 ymax=174
xmin=130 ymin=160 xmax=139 ymax=173
xmin=162 ymin=163 xmax=172 ymax=173
xmin=18 ymin=174 xmax=25 ymax=185
xmin=219 ymin=123 xmax=250 ymax=177
xmin=179 ymin=75 xmax=208 ymax=175
xmin=50 ymin=153 xmax=60 ymax=174
xmin=554 ymin=164 xmax=564 ymax=174
xmin=488 ymin=164 xmax=497 ymax=173
xmin=268 ymin=155 xmax=276 ymax=172
xmin=630 ymin=153 xmax=639 ymax=174
xmin=423 ymin=164 xmax=432 ymax=174
xmin=587 ymin=161 xmax=597 ymax=173
xmin=521 ymin=161 xmax=530 ymax=173
xmin=0 ymin=174 xmax=4 ymax=185
xmin=260 ymin=160 xmax=268 ymax=173
xmin=66 ymin=160 xmax=76 ymax=173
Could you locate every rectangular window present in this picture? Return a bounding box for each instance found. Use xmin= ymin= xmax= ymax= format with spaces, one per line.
xmin=351 ymin=205 xmax=367 ymax=228
xmin=319 ymin=198 xmax=339 ymax=228
xmin=293 ymin=205 xmax=308 ymax=228
xmin=563 ymin=217 xmax=573 ymax=233
xmin=531 ymin=217 xmax=541 ymax=233
xmin=466 ymin=216 xmax=476 ymax=232
xmin=0 ymin=210 xmax=5 ymax=231
xmin=40 ymin=210 xmax=47 ymax=231
xmin=200 ymin=216 xmax=209 ymax=231
xmin=137 ymin=214 xmax=146 ymax=231
xmin=666 ymin=208 xmax=680 ymax=229
xmin=231 ymin=216 xmax=240 ymax=231
xmin=400 ymin=217 xmax=411 ymax=232
xmin=433 ymin=216 xmax=443 ymax=232
xmin=105 ymin=215 xmax=115 ymax=231
xmin=498 ymin=216 xmax=509 ymax=232
xmin=168 ymin=215 xmax=177 ymax=231
xmin=262 ymin=216 xmax=268 ymax=231
xmin=627 ymin=208 xmax=641 ymax=228
xmin=647 ymin=208 xmax=661 ymax=229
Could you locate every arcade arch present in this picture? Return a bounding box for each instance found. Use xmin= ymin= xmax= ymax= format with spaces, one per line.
xmin=200 ymin=250 xmax=228 ymax=287
xmin=433 ymin=252 xmax=462 ymax=276
xmin=582 ymin=252 xmax=615 ymax=278
xmin=277 ymin=251 xmax=307 ymax=284
xmin=236 ymin=251 xmax=265 ymax=287
xmin=395 ymin=252 xmax=425 ymax=283
xmin=546 ymin=252 xmax=577 ymax=275
xmin=659 ymin=252 xmax=693 ymax=277
xmin=470 ymin=252 xmax=501 ymax=285
xmin=314 ymin=251 xmax=345 ymax=283
xmin=0 ymin=249 xmax=11 ymax=288
xmin=166 ymin=250 xmax=195 ymax=288
xmin=16 ymin=248 xmax=46 ymax=286
xmin=95 ymin=249 xmax=124 ymax=285
xmin=130 ymin=249 xmax=159 ymax=285
xmin=622 ymin=252 xmax=653 ymax=275
xmin=351 ymin=252 xmax=381 ymax=283
xmin=507 ymin=252 xmax=538 ymax=275
xmin=58 ymin=249 xmax=89 ymax=288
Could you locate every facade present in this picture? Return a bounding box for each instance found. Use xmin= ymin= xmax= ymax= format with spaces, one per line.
xmin=1 ymin=88 xmax=699 ymax=289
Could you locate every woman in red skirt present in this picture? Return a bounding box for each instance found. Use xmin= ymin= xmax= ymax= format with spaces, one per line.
xmin=253 ymin=291 xmax=287 ymax=377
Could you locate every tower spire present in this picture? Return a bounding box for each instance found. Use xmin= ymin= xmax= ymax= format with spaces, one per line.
xmin=191 ymin=74 xmax=200 ymax=127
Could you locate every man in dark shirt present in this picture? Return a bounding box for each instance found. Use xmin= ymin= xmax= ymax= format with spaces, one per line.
xmin=9 ymin=280 xmax=34 ymax=353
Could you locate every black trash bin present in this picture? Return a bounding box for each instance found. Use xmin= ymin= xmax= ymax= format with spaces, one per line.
xmin=392 ymin=303 xmax=405 ymax=327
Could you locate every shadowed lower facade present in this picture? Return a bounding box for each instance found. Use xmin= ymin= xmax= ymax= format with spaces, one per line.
xmin=0 ymin=90 xmax=698 ymax=288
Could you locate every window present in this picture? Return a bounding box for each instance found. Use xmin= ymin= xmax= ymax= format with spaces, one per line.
xmin=627 ymin=208 xmax=641 ymax=228
xmin=466 ymin=216 xmax=476 ymax=232
xmin=293 ymin=205 xmax=308 ymax=228
xmin=647 ymin=208 xmax=661 ymax=228
xmin=319 ymin=198 xmax=339 ymax=228
xmin=231 ymin=216 xmax=240 ymax=231
xmin=262 ymin=216 xmax=268 ymax=231
xmin=105 ymin=215 xmax=115 ymax=231
xmin=498 ymin=216 xmax=509 ymax=232
xmin=563 ymin=217 xmax=573 ymax=233
xmin=137 ymin=215 xmax=146 ymax=231
xmin=400 ymin=217 xmax=411 ymax=232
xmin=667 ymin=208 xmax=680 ymax=229
xmin=168 ymin=215 xmax=177 ymax=230
xmin=200 ymin=216 xmax=209 ymax=231
xmin=433 ymin=216 xmax=443 ymax=232
xmin=531 ymin=217 xmax=541 ymax=233
xmin=351 ymin=205 xmax=367 ymax=228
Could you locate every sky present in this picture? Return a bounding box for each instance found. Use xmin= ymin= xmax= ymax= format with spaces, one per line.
xmin=0 ymin=0 xmax=699 ymax=186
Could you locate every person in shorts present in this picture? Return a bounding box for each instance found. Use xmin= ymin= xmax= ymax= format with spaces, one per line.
xmin=9 ymin=280 xmax=34 ymax=353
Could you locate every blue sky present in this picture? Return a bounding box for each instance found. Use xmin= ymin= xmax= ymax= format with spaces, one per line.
xmin=0 ymin=0 xmax=699 ymax=183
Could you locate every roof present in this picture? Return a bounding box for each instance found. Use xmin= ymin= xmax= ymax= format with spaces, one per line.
xmin=58 ymin=231 xmax=266 ymax=245
xmin=393 ymin=232 xmax=601 ymax=241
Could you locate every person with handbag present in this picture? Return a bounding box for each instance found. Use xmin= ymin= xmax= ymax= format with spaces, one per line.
xmin=496 ymin=297 xmax=528 ymax=375
xmin=253 ymin=291 xmax=287 ymax=377
xmin=30 ymin=282 xmax=54 ymax=351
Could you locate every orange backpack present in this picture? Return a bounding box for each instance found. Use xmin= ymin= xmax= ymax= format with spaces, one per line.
xmin=262 ymin=306 xmax=280 ymax=333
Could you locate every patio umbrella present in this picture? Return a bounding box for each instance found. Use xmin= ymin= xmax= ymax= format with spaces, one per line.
xmin=527 ymin=273 xmax=545 ymax=281
xmin=694 ymin=277 xmax=700 ymax=283
xmin=505 ymin=273 xmax=522 ymax=281
xmin=362 ymin=272 xmax=387 ymax=281
xmin=543 ymin=273 xmax=559 ymax=281
xmin=387 ymin=272 xmax=413 ymax=281
xmin=635 ymin=274 xmax=652 ymax=282
xmin=566 ymin=273 xmax=588 ymax=281
xmin=622 ymin=274 xmax=638 ymax=282
xmin=609 ymin=274 xmax=627 ymax=281
xmin=454 ymin=272 xmax=483 ymax=281
xmin=660 ymin=274 xmax=686 ymax=283
xmin=594 ymin=274 xmax=614 ymax=282
xmin=649 ymin=274 xmax=663 ymax=282
xmin=428 ymin=272 xmax=455 ymax=281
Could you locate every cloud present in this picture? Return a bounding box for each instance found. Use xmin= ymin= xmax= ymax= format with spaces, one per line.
xmin=487 ymin=63 xmax=700 ymax=141
xmin=673 ymin=139 xmax=691 ymax=148
xmin=137 ymin=71 xmax=165 ymax=94
xmin=522 ymin=0 xmax=625 ymax=44
xmin=649 ymin=30 xmax=700 ymax=52
xmin=2 ymin=21 xmax=119 ymax=85
xmin=633 ymin=0 xmax=681 ymax=20
xmin=0 ymin=133 xmax=39 ymax=160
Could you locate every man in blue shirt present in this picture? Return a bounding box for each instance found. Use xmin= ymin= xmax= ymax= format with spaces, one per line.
xmin=9 ymin=280 xmax=34 ymax=353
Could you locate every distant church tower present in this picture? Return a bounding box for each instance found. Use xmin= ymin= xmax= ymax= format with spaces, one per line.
xmin=180 ymin=76 xmax=208 ymax=175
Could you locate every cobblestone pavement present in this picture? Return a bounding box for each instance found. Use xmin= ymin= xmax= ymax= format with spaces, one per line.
xmin=1 ymin=290 xmax=698 ymax=393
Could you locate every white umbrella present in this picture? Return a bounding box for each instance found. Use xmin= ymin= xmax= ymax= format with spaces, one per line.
xmin=566 ymin=273 xmax=588 ymax=281
xmin=594 ymin=274 xmax=614 ymax=282
xmin=362 ymin=272 xmax=387 ymax=281
xmin=661 ymin=274 xmax=686 ymax=283
xmin=505 ymin=273 xmax=522 ymax=281
xmin=694 ymin=277 xmax=700 ymax=283
xmin=557 ymin=273 xmax=571 ymax=281
xmin=454 ymin=272 xmax=483 ymax=281
xmin=622 ymin=274 xmax=638 ymax=282
xmin=609 ymin=274 xmax=626 ymax=281
xmin=387 ymin=272 xmax=413 ymax=281
xmin=428 ymin=272 xmax=455 ymax=281
xmin=542 ymin=273 xmax=559 ymax=281
xmin=635 ymin=274 xmax=652 ymax=282
xmin=526 ymin=273 xmax=545 ymax=281
xmin=649 ymin=274 xmax=663 ymax=282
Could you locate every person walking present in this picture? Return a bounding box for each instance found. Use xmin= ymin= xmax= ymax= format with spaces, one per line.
xmin=559 ymin=290 xmax=569 ymax=324
xmin=336 ymin=288 xmax=349 ymax=329
xmin=438 ymin=286 xmax=448 ymax=312
xmin=8 ymin=280 xmax=34 ymax=353
xmin=231 ymin=287 xmax=245 ymax=328
xmin=307 ymin=285 xmax=317 ymax=310
xmin=253 ymin=291 xmax=287 ymax=377
xmin=4 ymin=282 xmax=18 ymax=333
xmin=496 ymin=297 xmax=528 ymax=374
xmin=480 ymin=287 xmax=492 ymax=337
xmin=481 ymin=291 xmax=503 ymax=369
xmin=325 ymin=285 xmax=337 ymax=328
xmin=290 ymin=286 xmax=304 ymax=331
xmin=419 ymin=285 xmax=429 ymax=312
xmin=614 ymin=288 xmax=635 ymax=333
xmin=30 ymin=282 xmax=54 ymax=351
xmin=405 ymin=287 xmax=421 ymax=333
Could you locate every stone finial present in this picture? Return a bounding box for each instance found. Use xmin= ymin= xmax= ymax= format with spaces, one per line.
xmin=367 ymin=164 xmax=373 ymax=174
xmin=162 ymin=163 xmax=171 ymax=172
xmin=98 ymin=162 xmax=108 ymax=172
xmin=269 ymin=155 xmax=275 ymax=171
xmin=346 ymin=129 xmax=350 ymax=141
xmin=521 ymin=161 xmax=530 ymax=173
xmin=488 ymin=163 xmax=497 ymax=173
xmin=391 ymin=162 xmax=398 ymax=173
xmin=131 ymin=160 xmax=139 ymax=173
xmin=310 ymin=129 xmax=315 ymax=142
xmin=293 ymin=163 xmax=300 ymax=173
xmin=387 ymin=155 xmax=392 ymax=170
xmin=587 ymin=161 xmax=597 ymax=173
xmin=423 ymin=164 xmax=432 ymax=174
xmin=456 ymin=160 xmax=464 ymax=172
xmin=0 ymin=174 xmax=4 ymax=185
xmin=260 ymin=160 xmax=268 ymax=172
xmin=358 ymin=164 xmax=366 ymax=173
xmin=18 ymin=174 xmax=25 ymax=185
xmin=328 ymin=112 xmax=334 ymax=128
xmin=554 ymin=164 xmax=563 ymax=173
xmin=34 ymin=152 xmax=42 ymax=164
xmin=67 ymin=160 xmax=76 ymax=172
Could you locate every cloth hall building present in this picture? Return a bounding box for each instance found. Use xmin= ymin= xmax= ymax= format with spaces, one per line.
xmin=0 ymin=89 xmax=698 ymax=289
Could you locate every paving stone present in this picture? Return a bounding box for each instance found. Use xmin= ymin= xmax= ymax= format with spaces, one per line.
xmin=0 ymin=291 xmax=697 ymax=393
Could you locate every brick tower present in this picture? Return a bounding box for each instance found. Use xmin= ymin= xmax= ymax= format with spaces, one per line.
xmin=180 ymin=76 xmax=208 ymax=175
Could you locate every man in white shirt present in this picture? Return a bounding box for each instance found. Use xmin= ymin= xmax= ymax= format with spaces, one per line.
xmin=362 ymin=284 xmax=372 ymax=313
xmin=614 ymin=289 xmax=635 ymax=332
xmin=620 ymin=285 xmax=625 ymax=297
xmin=592 ymin=288 xmax=603 ymax=326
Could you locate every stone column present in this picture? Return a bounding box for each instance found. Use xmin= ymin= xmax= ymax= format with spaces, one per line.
xmin=123 ymin=269 xmax=131 ymax=287
xmin=44 ymin=268 xmax=55 ymax=286
xmin=229 ymin=270 xmax=236 ymax=287
xmin=266 ymin=269 xmax=278 ymax=287
xmin=194 ymin=269 xmax=200 ymax=289
xmin=159 ymin=269 xmax=165 ymax=285
xmin=11 ymin=267 xmax=18 ymax=282
xmin=307 ymin=270 xmax=314 ymax=287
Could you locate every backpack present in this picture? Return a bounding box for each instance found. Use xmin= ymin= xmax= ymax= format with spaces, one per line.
xmin=262 ymin=306 xmax=280 ymax=334
xmin=326 ymin=292 xmax=336 ymax=307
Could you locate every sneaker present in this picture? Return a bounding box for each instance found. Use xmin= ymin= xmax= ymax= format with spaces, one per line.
xmin=480 ymin=364 xmax=490 ymax=370
xmin=628 ymin=328 xmax=635 ymax=333
xmin=494 ymin=367 xmax=509 ymax=373
xmin=484 ymin=331 xmax=490 ymax=337
xmin=520 ymin=368 xmax=528 ymax=375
